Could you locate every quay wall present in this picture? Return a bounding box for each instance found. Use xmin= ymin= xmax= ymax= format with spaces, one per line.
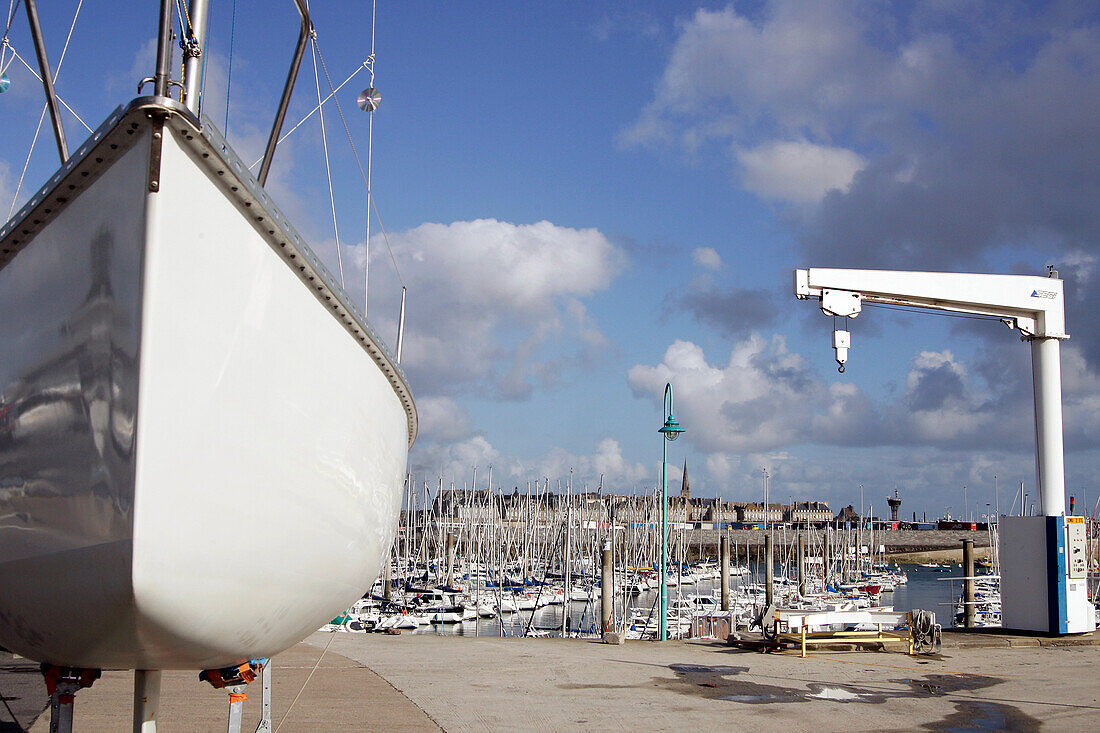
xmin=658 ymin=529 xmax=993 ymax=562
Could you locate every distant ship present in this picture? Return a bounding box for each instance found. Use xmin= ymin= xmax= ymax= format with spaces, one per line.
xmin=0 ymin=0 xmax=416 ymax=675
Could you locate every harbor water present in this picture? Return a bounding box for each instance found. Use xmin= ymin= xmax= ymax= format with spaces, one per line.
xmin=400 ymin=562 xmax=968 ymax=638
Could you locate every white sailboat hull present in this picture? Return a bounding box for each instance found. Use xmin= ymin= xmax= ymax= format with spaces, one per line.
xmin=0 ymin=99 xmax=416 ymax=669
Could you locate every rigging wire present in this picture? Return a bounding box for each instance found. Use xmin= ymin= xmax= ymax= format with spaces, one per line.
xmin=244 ymin=61 xmax=370 ymax=170
xmin=237 ymin=0 xmax=404 ymax=300
xmin=6 ymin=0 xmax=87 ymax=218
xmin=309 ymin=27 xmax=345 ymax=287
xmin=198 ymin=1 xmax=209 ymax=113
xmin=314 ymin=37 xmax=404 ymax=288
xmin=364 ymin=0 xmax=376 ymax=309
xmin=5 ymin=48 xmax=90 ymax=130
xmin=223 ymin=0 xmax=237 ymax=134
xmin=0 ymin=0 xmax=22 ymax=75
xmin=272 ymin=630 xmax=338 ymax=733
xmin=174 ymin=0 xmax=191 ymax=84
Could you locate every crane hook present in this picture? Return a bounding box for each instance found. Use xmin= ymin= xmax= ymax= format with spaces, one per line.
xmin=832 ymin=329 xmax=851 ymax=373
xmin=838 ymin=364 xmax=845 ymax=373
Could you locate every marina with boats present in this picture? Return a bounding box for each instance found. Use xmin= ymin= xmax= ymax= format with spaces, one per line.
xmin=319 ymin=478 xmax=1100 ymax=641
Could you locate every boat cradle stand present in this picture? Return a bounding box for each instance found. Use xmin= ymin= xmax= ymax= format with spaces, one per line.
xmin=774 ymin=610 xmax=920 ymax=659
xmin=200 ymin=659 xmax=271 ymax=733
xmin=40 ymin=664 xmax=101 ymax=733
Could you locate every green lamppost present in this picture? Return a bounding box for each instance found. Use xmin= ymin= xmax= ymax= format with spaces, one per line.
xmin=658 ymin=382 xmax=685 ymax=640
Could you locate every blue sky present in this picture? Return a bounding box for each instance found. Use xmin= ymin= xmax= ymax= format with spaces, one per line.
xmin=4 ymin=1 xmax=1100 ymax=521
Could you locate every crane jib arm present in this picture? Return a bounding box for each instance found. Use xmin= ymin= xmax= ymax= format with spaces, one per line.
xmin=794 ymin=268 xmax=1068 ymax=340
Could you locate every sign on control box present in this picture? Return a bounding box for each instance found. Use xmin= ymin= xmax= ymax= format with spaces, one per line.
xmin=1067 ymin=516 xmax=1087 ymax=579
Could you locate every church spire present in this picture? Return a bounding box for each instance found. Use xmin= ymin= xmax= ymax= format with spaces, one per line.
xmin=680 ymin=460 xmax=690 ymax=501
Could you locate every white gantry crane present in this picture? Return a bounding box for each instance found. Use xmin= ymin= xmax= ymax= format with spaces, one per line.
xmin=794 ymin=267 xmax=1095 ymax=634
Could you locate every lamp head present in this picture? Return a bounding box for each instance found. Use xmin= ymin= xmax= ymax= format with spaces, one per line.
xmin=659 ymin=414 xmax=685 ymax=441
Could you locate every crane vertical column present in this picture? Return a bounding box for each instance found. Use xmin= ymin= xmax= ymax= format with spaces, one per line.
xmin=1031 ymin=337 xmax=1066 ymax=517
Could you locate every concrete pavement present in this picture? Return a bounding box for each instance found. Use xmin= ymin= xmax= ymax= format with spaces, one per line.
xmin=3 ymin=632 xmax=1099 ymax=731
xmin=321 ymin=633 xmax=1099 ymax=732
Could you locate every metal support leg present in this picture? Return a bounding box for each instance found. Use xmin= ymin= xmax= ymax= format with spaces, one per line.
xmin=227 ymin=685 xmax=247 ymax=733
xmin=41 ymin=665 xmax=100 ymax=733
xmin=254 ymin=663 xmax=271 ymax=733
xmin=133 ymin=670 xmax=161 ymax=733
xmin=48 ymin=680 xmax=78 ymax=733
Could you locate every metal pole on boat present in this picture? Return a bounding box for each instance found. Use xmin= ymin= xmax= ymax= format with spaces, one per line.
xmin=153 ymin=0 xmax=173 ymax=98
xmin=259 ymin=0 xmax=312 ymax=186
xmin=764 ymin=533 xmax=774 ymax=608
xmin=797 ymin=533 xmax=806 ymax=598
xmin=23 ymin=0 xmax=68 ymax=162
xmin=962 ymin=539 xmax=975 ymax=628
xmin=133 ymin=670 xmax=161 ymax=733
xmin=395 ymin=286 xmax=407 ymax=363
xmin=181 ymin=0 xmax=212 ymax=115
xmin=720 ymin=535 xmax=730 ymax=612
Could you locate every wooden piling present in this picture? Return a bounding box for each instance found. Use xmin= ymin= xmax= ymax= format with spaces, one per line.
xmin=963 ymin=539 xmax=975 ymax=628
xmin=720 ymin=535 xmax=730 ymax=612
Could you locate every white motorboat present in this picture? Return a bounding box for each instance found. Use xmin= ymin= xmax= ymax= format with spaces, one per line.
xmin=0 ymin=0 xmax=415 ymax=679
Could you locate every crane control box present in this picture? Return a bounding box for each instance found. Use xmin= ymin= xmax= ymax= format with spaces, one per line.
xmin=1001 ymin=516 xmax=1096 ymax=634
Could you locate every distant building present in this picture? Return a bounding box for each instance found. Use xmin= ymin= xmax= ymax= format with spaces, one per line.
xmin=787 ymin=501 xmax=832 ymax=523
xmin=834 ymin=504 xmax=860 ymax=523
xmin=739 ymin=502 xmax=784 ymax=523
xmin=423 ymin=468 xmax=837 ymax=529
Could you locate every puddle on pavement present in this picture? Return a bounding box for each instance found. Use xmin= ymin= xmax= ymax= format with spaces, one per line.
xmin=668 ymin=664 xmax=747 ymax=676
xmin=659 ymin=663 xmax=1029 ymax=720
xmin=924 ymin=701 xmax=1041 ymax=732
xmin=897 ymin=674 xmax=1002 ymax=696
xmin=666 ymin=664 xmax=803 ymax=703
xmin=807 ymin=686 xmax=865 ymax=702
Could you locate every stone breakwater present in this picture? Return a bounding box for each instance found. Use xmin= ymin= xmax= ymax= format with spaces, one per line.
xmin=671 ymin=529 xmax=994 ymax=562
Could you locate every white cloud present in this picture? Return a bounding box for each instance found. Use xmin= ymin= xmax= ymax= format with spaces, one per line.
xmin=415 ymin=396 xmax=474 ymax=443
xmin=411 ymin=435 xmax=650 ymax=492
xmin=1061 ymin=251 xmax=1097 ymax=287
xmin=906 ymin=350 xmax=966 ymax=390
xmin=705 ymin=452 xmax=735 ymax=484
xmin=589 ymin=438 xmax=650 ymax=485
xmin=622 ymin=3 xmax=874 ymax=151
xmin=692 ymin=246 xmax=722 ymax=271
xmin=736 ymin=140 xmax=865 ymax=204
xmin=627 ymin=336 xmax=858 ymax=453
xmin=626 ymin=335 xmax=1100 ymax=458
xmin=370 ymin=219 xmax=625 ymax=398
xmin=506 ymin=438 xmax=650 ymax=489
xmin=409 ymin=436 xmax=500 ymax=487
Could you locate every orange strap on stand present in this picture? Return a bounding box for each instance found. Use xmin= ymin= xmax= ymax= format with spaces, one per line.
xmin=200 ymin=660 xmax=262 ymax=689
xmin=41 ymin=664 xmax=101 ymax=695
